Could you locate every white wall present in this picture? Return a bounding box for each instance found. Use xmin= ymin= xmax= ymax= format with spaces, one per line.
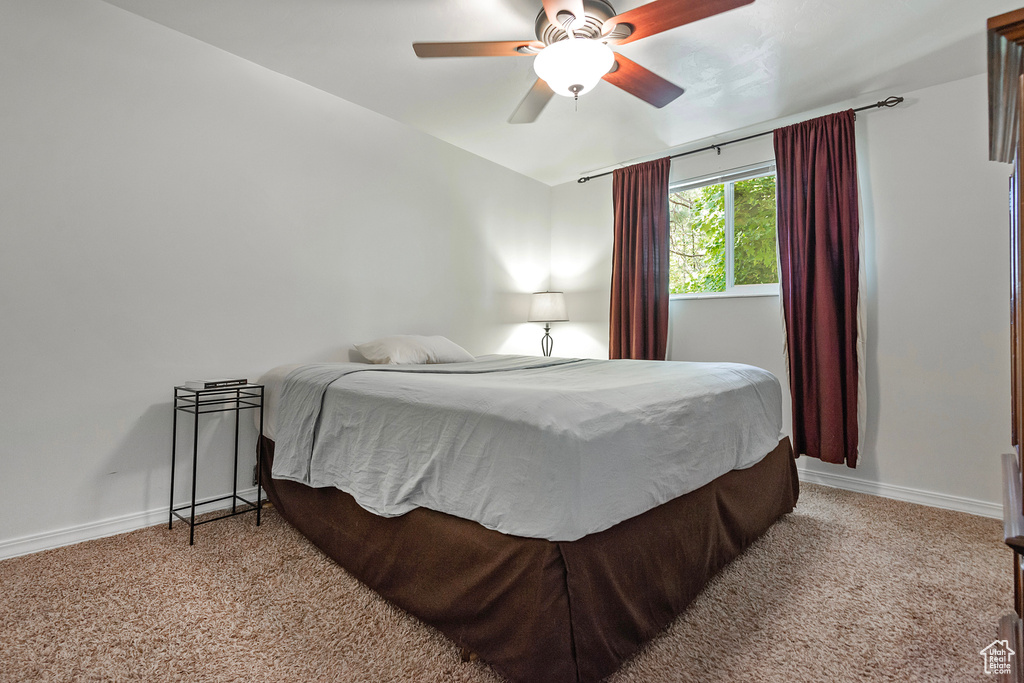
xmin=0 ymin=1 xmax=1009 ymax=556
xmin=0 ymin=0 xmax=551 ymax=553
xmin=550 ymin=73 xmax=1012 ymax=515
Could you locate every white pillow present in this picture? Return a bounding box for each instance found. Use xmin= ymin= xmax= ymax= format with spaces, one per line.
xmin=354 ymin=335 xmax=475 ymax=365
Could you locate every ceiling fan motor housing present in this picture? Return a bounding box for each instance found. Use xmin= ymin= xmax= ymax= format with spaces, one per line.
xmin=534 ymin=0 xmax=621 ymax=45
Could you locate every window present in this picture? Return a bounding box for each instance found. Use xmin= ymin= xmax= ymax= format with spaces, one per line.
xmin=669 ymin=162 xmax=779 ymax=297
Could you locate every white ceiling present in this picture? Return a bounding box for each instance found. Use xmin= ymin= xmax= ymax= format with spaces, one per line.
xmin=101 ymin=0 xmax=1020 ymax=186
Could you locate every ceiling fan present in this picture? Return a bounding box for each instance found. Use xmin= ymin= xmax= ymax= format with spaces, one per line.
xmin=413 ymin=0 xmax=754 ymax=124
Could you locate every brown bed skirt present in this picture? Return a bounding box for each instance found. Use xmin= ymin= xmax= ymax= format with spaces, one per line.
xmin=259 ymin=436 xmax=798 ymax=683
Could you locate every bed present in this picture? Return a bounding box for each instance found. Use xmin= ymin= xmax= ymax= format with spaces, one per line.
xmin=257 ymin=349 xmax=798 ymax=683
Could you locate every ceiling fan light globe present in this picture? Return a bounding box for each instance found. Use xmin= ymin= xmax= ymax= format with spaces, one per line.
xmin=533 ymin=39 xmax=615 ymax=98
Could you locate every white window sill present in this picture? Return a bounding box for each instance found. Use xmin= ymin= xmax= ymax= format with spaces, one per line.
xmin=670 ymin=290 xmax=780 ymax=301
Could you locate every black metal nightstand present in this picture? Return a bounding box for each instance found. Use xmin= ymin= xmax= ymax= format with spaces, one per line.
xmin=170 ymin=383 xmax=265 ymax=545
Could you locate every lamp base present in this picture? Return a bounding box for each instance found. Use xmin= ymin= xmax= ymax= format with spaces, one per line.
xmin=540 ymin=324 xmax=553 ymax=357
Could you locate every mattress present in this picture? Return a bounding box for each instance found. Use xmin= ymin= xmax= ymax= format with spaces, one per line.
xmin=263 ymin=354 xmax=783 ymax=541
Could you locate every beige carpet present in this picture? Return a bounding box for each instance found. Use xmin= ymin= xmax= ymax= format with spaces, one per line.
xmin=0 ymin=483 xmax=1012 ymax=682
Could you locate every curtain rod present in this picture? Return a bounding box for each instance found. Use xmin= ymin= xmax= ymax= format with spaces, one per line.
xmin=576 ymin=95 xmax=904 ymax=184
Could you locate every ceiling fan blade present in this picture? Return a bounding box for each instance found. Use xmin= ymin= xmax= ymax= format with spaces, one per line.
xmin=602 ymin=54 xmax=684 ymax=108
xmin=542 ymin=0 xmax=587 ymax=31
xmin=509 ymin=79 xmax=556 ymax=124
xmin=413 ymin=40 xmax=543 ymax=58
xmin=605 ymin=0 xmax=754 ymax=45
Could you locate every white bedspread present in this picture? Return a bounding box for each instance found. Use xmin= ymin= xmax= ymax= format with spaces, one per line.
xmin=267 ymin=355 xmax=783 ymax=542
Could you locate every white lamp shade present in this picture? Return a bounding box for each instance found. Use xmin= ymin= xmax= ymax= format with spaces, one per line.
xmin=528 ymin=291 xmax=569 ymax=322
xmin=533 ymin=39 xmax=615 ymax=97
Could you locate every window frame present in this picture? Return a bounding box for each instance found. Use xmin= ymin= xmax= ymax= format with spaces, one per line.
xmin=668 ymin=161 xmax=780 ymax=300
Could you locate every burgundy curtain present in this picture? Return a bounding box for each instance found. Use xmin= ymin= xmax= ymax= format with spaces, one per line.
xmin=609 ymin=157 xmax=670 ymax=360
xmin=774 ymin=110 xmax=860 ymax=467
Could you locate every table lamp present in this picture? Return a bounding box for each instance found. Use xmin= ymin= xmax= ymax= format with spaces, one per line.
xmin=528 ymin=291 xmax=568 ymax=357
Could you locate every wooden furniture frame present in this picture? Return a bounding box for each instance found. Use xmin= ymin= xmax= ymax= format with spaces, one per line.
xmin=991 ymin=9 xmax=1024 ymax=681
xmin=1003 ymin=453 xmax=1024 ymax=617
xmin=993 ymin=6 xmax=1024 ymax=590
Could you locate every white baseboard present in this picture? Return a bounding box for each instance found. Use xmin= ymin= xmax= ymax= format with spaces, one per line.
xmin=0 ymin=487 xmax=260 ymax=561
xmin=797 ymin=468 xmax=1001 ymax=519
xmin=1 ymin=474 xmax=1000 ymax=561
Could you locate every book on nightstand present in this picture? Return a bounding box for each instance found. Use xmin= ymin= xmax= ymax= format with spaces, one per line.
xmin=182 ymin=378 xmax=248 ymax=391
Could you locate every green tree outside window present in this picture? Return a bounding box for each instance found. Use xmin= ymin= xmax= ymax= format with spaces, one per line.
xmin=669 ymin=172 xmax=778 ymax=295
